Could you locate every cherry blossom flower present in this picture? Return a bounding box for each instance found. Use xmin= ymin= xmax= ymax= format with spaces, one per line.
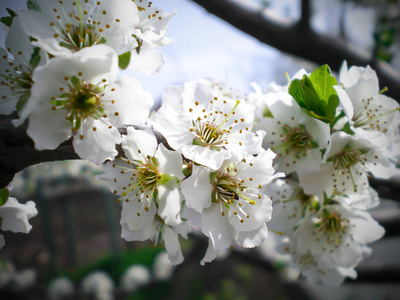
xmin=14 ymin=45 xmax=153 ymax=164
xmin=300 ymin=131 xmax=394 ymax=199
xmin=256 ymin=94 xmax=331 ymax=175
xmin=335 ymin=61 xmax=399 ymax=144
xmin=181 ymin=149 xmax=283 ymax=255
xmin=0 ymin=17 xmax=46 ymax=116
xmin=17 ymin=0 xmax=140 ymax=56
xmin=154 ymin=81 xmax=265 ymax=170
xmin=295 ymin=204 xmax=384 ymax=269
xmin=98 ymin=127 xmax=184 ymax=227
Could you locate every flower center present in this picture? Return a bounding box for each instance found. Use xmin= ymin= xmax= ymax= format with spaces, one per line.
xmin=210 ymin=163 xmax=258 ymax=223
xmin=59 ymin=22 xmax=103 ymax=51
xmin=50 ymin=0 xmax=112 ymax=52
xmin=328 ymin=146 xmax=366 ymax=170
xmin=50 ymin=75 xmax=106 ymax=131
xmin=122 ymin=155 xmax=161 ymax=199
xmin=281 ymin=124 xmax=318 ymax=158
xmin=191 ymin=100 xmax=241 ymax=151
xmin=314 ymin=209 xmax=349 ymax=246
xmin=0 ymin=55 xmax=34 ymax=110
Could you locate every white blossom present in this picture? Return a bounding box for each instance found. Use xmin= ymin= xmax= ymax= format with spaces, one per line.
xmin=300 ymin=131 xmax=394 ymax=199
xmin=336 ymin=61 xmax=399 ymax=146
xmin=181 ymin=149 xmax=283 ymax=256
xmin=17 ymin=0 xmax=140 ymax=56
xmin=256 ymin=94 xmax=331 ymax=175
xmin=98 ymin=127 xmax=184 ymax=228
xmin=295 ymin=204 xmax=384 ymax=269
xmin=14 ymin=45 xmax=153 ymax=164
xmin=0 ymin=17 xmax=46 ymax=116
xmin=154 ymin=81 xmax=265 ymax=170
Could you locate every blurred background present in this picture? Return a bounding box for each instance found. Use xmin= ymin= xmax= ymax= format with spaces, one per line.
xmin=1 ymin=0 xmax=400 ymax=299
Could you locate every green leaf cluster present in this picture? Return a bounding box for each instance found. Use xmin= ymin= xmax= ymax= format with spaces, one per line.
xmin=288 ymin=65 xmax=339 ymax=124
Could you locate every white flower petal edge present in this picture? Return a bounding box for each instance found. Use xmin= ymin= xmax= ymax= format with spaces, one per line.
xmin=0 ymin=197 xmax=38 ymax=234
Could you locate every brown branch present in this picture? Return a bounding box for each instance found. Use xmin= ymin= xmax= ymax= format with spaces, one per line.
xmin=189 ymin=0 xmax=400 ymax=99
xmin=0 ymin=114 xmax=79 ymax=188
xmin=0 ymin=117 xmax=167 ymax=188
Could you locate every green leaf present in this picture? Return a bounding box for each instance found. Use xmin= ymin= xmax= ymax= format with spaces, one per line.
xmin=0 ymin=188 xmax=9 ymax=207
xmin=118 ymin=51 xmax=131 ymax=70
xmin=27 ymin=0 xmax=41 ymax=11
xmin=289 ymin=65 xmax=340 ymax=124
xmin=309 ymin=65 xmax=337 ymax=103
xmin=288 ymin=79 xmax=305 ymax=107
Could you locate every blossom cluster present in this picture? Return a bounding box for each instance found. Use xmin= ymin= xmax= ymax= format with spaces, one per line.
xmin=1 ymin=0 xmax=175 ymax=164
xmin=0 ymin=0 xmax=399 ymax=287
xmin=251 ymin=63 xmax=399 ymax=285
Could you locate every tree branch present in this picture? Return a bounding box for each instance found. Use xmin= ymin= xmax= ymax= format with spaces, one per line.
xmin=189 ymin=0 xmax=400 ymax=99
xmin=0 ymin=114 xmax=79 ymax=188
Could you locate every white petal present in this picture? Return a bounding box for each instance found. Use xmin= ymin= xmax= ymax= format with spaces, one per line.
xmin=180 ymin=165 xmax=213 ymax=213
xmin=129 ymin=45 xmax=165 ymax=75
xmin=121 ymin=223 xmax=156 ymax=242
xmin=157 ymin=181 xmax=183 ymax=226
xmin=156 ymin=144 xmax=184 ymax=181
xmin=334 ymin=85 xmax=354 ymax=120
xmin=16 ymin=9 xmax=72 ymax=57
xmin=351 ymin=210 xmax=385 ymax=244
xmin=27 ymin=104 xmax=71 ymax=150
xmin=236 ymin=224 xmax=268 ymax=248
xmin=0 ymin=197 xmax=37 ymax=233
xmin=122 ymin=127 xmax=157 ymax=161
xmin=73 ymin=119 xmax=120 ymax=164
xmin=103 ymin=76 xmax=153 ymax=125
xmin=162 ymin=226 xmax=184 ymax=265
xmin=229 ymin=194 xmax=273 ymax=232
xmin=201 ymin=205 xmax=236 ymax=251
xmin=121 ymin=197 xmax=156 ymax=231
xmin=200 ymin=240 xmax=220 ymax=265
